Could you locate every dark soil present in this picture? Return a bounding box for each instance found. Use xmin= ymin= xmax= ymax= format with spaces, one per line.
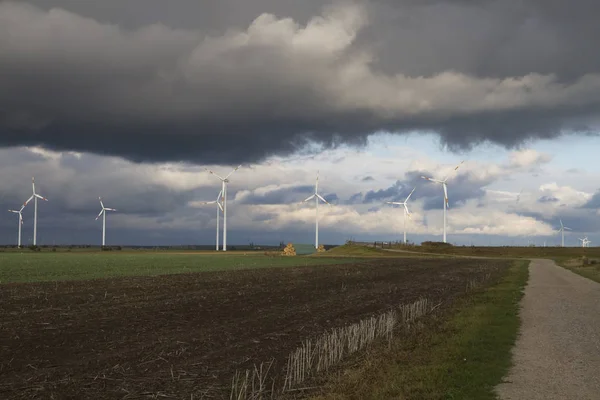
xmin=0 ymin=258 xmax=509 ymax=399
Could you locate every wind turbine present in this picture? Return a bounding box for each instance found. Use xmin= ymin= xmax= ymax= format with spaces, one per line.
xmin=422 ymin=161 xmax=464 ymax=243
xmin=578 ymin=237 xmax=590 ymax=248
xmin=302 ymin=171 xmax=332 ymax=249
xmin=198 ymin=190 xmax=224 ymax=251
xmin=95 ymin=197 xmax=116 ymax=247
xmin=23 ymin=177 xmax=48 ymax=246
xmin=205 ymin=165 xmax=242 ymax=251
xmin=557 ymin=219 xmax=572 ymax=247
xmin=8 ymin=205 xmax=25 ymax=248
xmin=386 ymin=187 xmax=416 ymax=244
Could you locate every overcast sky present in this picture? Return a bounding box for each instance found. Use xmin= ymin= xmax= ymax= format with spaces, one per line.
xmin=1 ymin=0 xmax=599 ymax=247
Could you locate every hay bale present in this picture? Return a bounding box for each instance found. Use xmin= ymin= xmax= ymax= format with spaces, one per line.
xmin=281 ymin=243 xmax=296 ymax=256
xmin=317 ymin=244 xmax=326 ymax=253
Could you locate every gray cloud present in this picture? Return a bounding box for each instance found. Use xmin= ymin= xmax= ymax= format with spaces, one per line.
xmin=362 ymin=167 xmax=494 ymax=209
xmin=1 ymin=1 xmax=600 ymax=164
xmin=581 ymin=191 xmax=600 ymax=209
xmin=538 ymin=195 xmax=559 ymax=203
xmin=236 ymin=185 xmax=314 ymax=205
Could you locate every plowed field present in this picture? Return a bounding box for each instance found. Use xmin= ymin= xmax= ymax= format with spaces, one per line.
xmin=0 ymin=258 xmax=509 ymax=399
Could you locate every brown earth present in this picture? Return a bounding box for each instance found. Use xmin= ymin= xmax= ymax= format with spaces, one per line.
xmin=0 ymin=258 xmax=509 ymax=399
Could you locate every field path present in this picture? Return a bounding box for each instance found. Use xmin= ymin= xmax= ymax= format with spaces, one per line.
xmin=496 ymin=259 xmax=600 ymax=399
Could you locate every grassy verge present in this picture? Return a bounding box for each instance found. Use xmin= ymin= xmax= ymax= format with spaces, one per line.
xmin=310 ymin=260 xmax=529 ymax=400
xmin=0 ymin=253 xmax=356 ymax=283
xmin=555 ymin=257 xmax=600 ymax=284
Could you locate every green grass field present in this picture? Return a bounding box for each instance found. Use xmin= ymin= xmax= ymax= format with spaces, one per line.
xmin=0 ymin=252 xmax=356 ymax=283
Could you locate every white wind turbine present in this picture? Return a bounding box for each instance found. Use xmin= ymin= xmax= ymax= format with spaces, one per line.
xmin=422 ymin=161 xmax=464 ymax=243
xmin=386 ymin=187 xmax=416 ymax=244
xmin=8 ymin=205 xmax=26 ymax=248
xmin=95 ymin=197 xmax=116 ymax=247
xmin=578 ymin=237 xmax=590 ymax=248
xmin=557 ymin=219 xmax=572 ymax=247
xmin=198 ymin=190 xmax=224 ymax=251
xmin=23 ymin=177 xmax=48 ymax=246
xmin=205 ymin=165 xmax=242 ymax=251
xmin=302 ymin=171 xmax=332 ymax=249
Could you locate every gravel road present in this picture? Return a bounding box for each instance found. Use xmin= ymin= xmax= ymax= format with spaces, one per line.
xmin=496 ymin=259 xmax=600 ymax=399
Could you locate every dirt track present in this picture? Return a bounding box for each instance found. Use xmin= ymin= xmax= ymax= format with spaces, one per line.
xmin=0 ymin=258 xmax=508 ymax=399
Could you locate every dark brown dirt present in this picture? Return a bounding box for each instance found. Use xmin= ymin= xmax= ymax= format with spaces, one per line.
xmin=0 ymin=258 xmax=509 ymax=399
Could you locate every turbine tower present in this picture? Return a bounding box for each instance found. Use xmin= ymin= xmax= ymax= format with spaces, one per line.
xmin=557 ymin=219 xmax=572 ymax=247
xmin=302 ymin=171 xmax=332 ymax=249
xmin=198 ymin=190 xmax=224 ymax=251
xmin=8 ymin=205 xmax=25 ymax=248
xmin=422 ymin=161 xmax=464 ymax=243
xmin=386 ymin=187 xmax=416 ymax=244
xmin=205 ymin=165 xmax=242 ymax=251
xmin=95 ymin=197 xmax=116 ymax=247
xmin=24 ymin=177 xmax=48 ymax=246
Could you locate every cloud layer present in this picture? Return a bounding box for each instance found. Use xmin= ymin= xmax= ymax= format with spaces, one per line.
xmin=1 ymin=1 xmax=600 ymax=163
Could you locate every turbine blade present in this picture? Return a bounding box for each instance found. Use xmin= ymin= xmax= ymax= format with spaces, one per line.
xmin=303 ymin=194 xmax=316 ymax=202
xmin=454 ymin=160 xmax=465 ymax=171
xmin=24 ymin=195 xmax=34 ymax=206
xmin=443 ymin=160 xmax=464 ymax=181
xmin=95 ymin=209 xmax=104 ymax=220
xmin=224 ymin=164 xmax=243 ymax=180
xmin=201 ymin=200 xmax=217 ymax=205
xmin=8 ymin=209 xmax=18 ymax=213
xmin=218 ymin=202 xmax=224 ymax=212
xmin=422 ymin=176 xmax=443 ymax=183
xmin=32 ymin=177 xmax=35 ymax=194
xmin=560 ymin=219 xmax=564 ymax=228
xmin=564 ymin=227 xmax=572 ymax=230
xmin=205 ymin=168 xmax=225 ymax=181
xmin=386 ymin=202 xmax=403 ymax=205
xmin=404 ymin=204 xmax=410 ymax=216
xmin=105 ymin=208 xmax=116 ymax=211
xmin=99 ymin=197 xmax=105 ymax=209
xmin=405 ymin=187 xmax=416 ymax=202
xmin=316 ymin=194 xmax=331 ymax=205
xmin=216 ymin=190 xmax=223 ymax=202
xmin=35 ymin=194 xmax=48 ymax=201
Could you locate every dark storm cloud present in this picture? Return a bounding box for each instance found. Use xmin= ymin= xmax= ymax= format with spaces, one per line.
xmin=361 ymin=176 xmax=375 ymax=182
xmin=2 ymin=1 xmax=600 ymax=164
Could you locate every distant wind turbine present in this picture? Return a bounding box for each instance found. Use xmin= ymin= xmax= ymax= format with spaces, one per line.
xmin=557 ymin=219 xmax=572 ymax=247
xmin=386 ymin=187 xmax=416 ymax=244
xmin=23 ymin=177 xmax=48 ymax=246
xmin=578 ymin=237 xmax=590 ymax=248
xmin=205 ymin=165 xmax=242 ymax=251
xmin=198 ymin=190 xmax=224 ymax=251
xmin=302 ymin=171 xmax=332 ymax=249
xmin=422 ymin=161 xmax=464 ymax=243
xmin=95 ymin=197 xmax=116 ymax=247
xmin=8 ymin=205 xmax=25 ymax=248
